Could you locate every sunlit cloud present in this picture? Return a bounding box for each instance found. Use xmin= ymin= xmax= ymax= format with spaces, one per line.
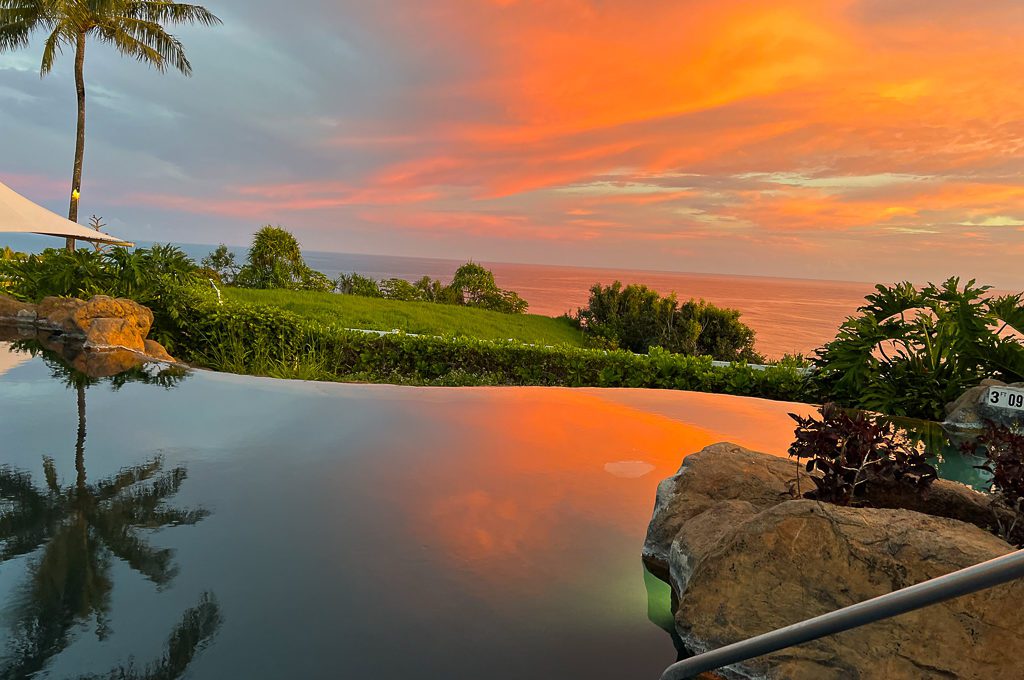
xmin=2 ymin=0 xmax=1024 ymax=285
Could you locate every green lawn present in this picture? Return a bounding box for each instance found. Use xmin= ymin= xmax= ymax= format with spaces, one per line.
xmin=224 ymin=288 xmax=587 ymax=347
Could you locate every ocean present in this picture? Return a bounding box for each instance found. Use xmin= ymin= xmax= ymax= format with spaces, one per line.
xmin=3 ymin=234 xmax=873 ymax=358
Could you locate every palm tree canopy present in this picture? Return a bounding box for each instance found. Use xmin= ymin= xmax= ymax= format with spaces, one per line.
xmin=0 ymin=0 xmax=221 ymax=76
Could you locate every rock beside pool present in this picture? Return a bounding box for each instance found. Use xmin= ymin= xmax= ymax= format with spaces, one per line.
xmin=944 ymin=378 xmax=1024 ymax=433
xmin=2 ymin=294 xmax=176 ymax=367
xmin=0 ymin=294 xmax=38 ymax=324
xmin=645 ymin=444 xmax=1024 ymax=680
xmin=642 ymin=442 xmax=806 ymax=578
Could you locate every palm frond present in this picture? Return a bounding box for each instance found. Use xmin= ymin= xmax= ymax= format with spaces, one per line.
xmin=129 ymin=0 xmax=221 ymax=27
xmin=92 ymin=18 xmax=168 ymax=71
xmin=117 ymin=15 xmax=192 ymax=74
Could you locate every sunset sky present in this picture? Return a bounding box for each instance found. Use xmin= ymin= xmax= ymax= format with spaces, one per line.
xmin=2 ymin=0 xmax=1023 ymax=285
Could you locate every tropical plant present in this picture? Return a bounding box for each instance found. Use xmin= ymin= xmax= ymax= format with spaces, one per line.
xmin=964 ymin=422 xmax=1024 ymax=547
xmin=201 ymin=243 xmax=239 ymax=284
xmin=812 ymin=278 xmax=1024 ymax=420
xmin=788 ymin=403 xmax=937 ymax=506
xmin=235 ymin=226 xmax=330 ymax=291
xmin=336 ymin=272 xmax=382 ymax=297
xmin=0 ymin=244 xmax=199 ymax=302
xmin=574 ymin=281 xmax=762 ymax=361
xmin=0 ymin=0 xmax=222 ymax=233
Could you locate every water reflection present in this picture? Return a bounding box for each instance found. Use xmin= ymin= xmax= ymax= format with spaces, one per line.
xmin=0 ymin=344 xmax=219 ymax=680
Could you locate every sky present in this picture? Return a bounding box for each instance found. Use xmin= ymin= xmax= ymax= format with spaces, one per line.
xmin=1 ymin=0 xmax=1024 ymax=286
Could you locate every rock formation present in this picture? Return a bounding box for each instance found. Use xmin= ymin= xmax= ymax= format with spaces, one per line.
xmin=644 ymin=443 xmax=1023 ymax=680
xmin=0 ymin=293 xmax=175 ymax=365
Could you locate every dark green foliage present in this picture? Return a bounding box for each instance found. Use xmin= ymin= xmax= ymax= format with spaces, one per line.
xmin=234 ymin=225 xmax=331 ymax=292
xmin=788 ymin=403 xmax=937 ymax=506
xmin=812 ymin=278 xmax=1024 ymax=420
xmin=200 ymin=244 xmax=239 ymax=284
xmin=0 ymin=245 xmax=199 ymax=302
xmin=574 ymin=281 xmax=762 ymax=361
xmin=336 ymin=272 xmax=382 ymax=297
xmin=337 ymin=262 xmax=528 ymax=313
xmin=964 ymin=422 xmax=1024 ymax=547
xmin=449 ymin=262 xmax=529 ymax=313
xmin=149 ymin=283 xmax=807 ymax=399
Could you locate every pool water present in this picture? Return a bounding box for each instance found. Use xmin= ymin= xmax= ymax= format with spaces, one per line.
xmin=0 ymin=341 xmax=819 ymax=679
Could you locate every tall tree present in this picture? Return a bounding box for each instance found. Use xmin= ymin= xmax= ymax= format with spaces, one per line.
xmin=0 ymin=0 xmax=221 ymax=248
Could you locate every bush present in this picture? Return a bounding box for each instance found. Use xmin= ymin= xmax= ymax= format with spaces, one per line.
xmin=964 ymin=422 xmax=1024 ymax=546
xmin=234 ymin=225 xmax=331 ymax=291
xmin=574 ymin=281 xmax=762 ymax=361
xmin=788 ymin=403 xmax=937 ymax=506
xmin=201 ymin=244 xmax=240 ymax=284
xmin=149 ymin=283 xmax=808 ymax=400
xmin=336 ymin=272 xmax=382 ymax=297
xmin=812 ymin=278 xmax=1024 ymax=420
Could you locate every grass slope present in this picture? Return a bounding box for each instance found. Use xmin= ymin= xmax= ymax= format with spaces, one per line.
xmin=224 ymin=288 xmax=586 ymax=347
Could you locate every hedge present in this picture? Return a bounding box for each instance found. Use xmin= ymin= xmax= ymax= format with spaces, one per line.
xmin=150 ymin=284 xmax=810 ymax=400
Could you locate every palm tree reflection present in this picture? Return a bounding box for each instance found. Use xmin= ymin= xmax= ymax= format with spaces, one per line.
xmin=0 ymin=343 xmax=221 ymax=679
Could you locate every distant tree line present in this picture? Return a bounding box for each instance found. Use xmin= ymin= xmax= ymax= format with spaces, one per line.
xmin=201 ymin=226 xmax=529 ymax=314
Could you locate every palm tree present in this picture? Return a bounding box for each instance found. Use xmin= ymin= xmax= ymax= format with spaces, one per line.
xmin=0 ymin=0 xmax=221 ymax=248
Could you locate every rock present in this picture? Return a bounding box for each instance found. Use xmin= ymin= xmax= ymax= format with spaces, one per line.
xmin=646 ymin=444 xmax=1024 ymax=680
xmin=75 ymin=295 xmax=154 ymax=337
xmin=0 ymin=294 xmax=38 ymax=324
xmin=944 ymin=380 xmax=1024 ymax=433
xmin=36 ymin=297 xmax=87 ymax=334
xmin=85 ymin=317 xmax=146 ymax=353
xmin=642 ymin=442 xmax=807 ymax=577
xmin=675 ymin=500 xmax=1023 ymax=680
xmin=143 ymin=339 xmax=175 ymax=363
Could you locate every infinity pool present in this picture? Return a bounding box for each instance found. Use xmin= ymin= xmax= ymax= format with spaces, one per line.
xmin=0 ymin=341 xmax=815 ymax=679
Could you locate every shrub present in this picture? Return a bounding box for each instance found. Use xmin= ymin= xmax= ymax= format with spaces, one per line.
xmin=574 ymin=281 xmax=762 ymax=361
xmin=0 ymin=245 xmax=199 ymax=303
xmin=234 ymin=225 xmax=330 ymax=291
xmin=449 ymin=262 xmax=529 ymax=313
xmin=149 ymin=283 xmax=808 ymax=400
xmin=812 ymin=278 xmax=1024 ymax=420
xmin=336 ymin=272 xmax=382 ymax=297
xmin=965 ymin=422 xmax=1024 ymax=546
xmin=201 ymin=244 xmax=240 ymax=284
xmin=788 ymin=403 xmax=937 ymax=506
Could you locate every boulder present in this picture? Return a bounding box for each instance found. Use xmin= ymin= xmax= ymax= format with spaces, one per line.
xmin=143 ymin=339 xmax=175 ymax=363
xmin=0 ymin=294 xmax=38 ymax=324
xmin=675 ymin=500 xmax=1023 ymax=680
xmin=37 ymin=296 xmax=88 ymax=334
xmin=642 ymin=443 xmax=807 ymax=577
xmin=84 ymin=317 xmax=147 ymax=353
xmin=944 ymin=379 xmax=1024 ymax=433
xmin=75 ymin=295 xmax=154 ymax=337
xmin=646 ymin=444 xmax=1024 ymax=680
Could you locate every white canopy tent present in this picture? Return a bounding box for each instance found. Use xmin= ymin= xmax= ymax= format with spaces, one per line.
xmin=0 ymin=181 xmax=134 ymax=248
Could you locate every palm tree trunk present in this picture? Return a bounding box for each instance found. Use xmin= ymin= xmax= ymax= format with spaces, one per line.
xmin=76 ymin=383 xmax=87 ymax=489
xmin=67 ymin=31 xmax=87 ymax=251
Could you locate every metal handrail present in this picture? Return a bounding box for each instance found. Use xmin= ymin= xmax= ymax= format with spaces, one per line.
xmin=660 ymin=548 xmax=1024 ymax=680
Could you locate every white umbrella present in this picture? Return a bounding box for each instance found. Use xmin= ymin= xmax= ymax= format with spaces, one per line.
xmin=0 ymin=181 xmax=134 ymax=248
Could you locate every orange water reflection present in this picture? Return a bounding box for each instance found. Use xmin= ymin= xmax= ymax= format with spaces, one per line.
xmin=375 ymin=387 xmax=815 ymax=597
